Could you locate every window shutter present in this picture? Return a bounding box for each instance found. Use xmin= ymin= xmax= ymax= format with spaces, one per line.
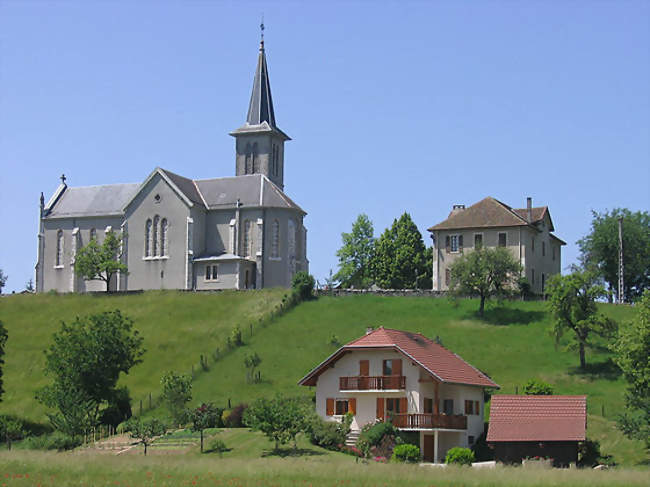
xmin=359 ymin=360 xmax=369 ymax=376
xmin=475 ymin=401 xmax=480 ymax=415
xmin=376 ymin=397 xmax=384 ymax=420
xmin=399 ymin=397 xmax=408 ymax=414
xmin=326 ymin=398 xmax=334 ymax=416
xmin=458 ymin=235 xmax=463 ymax=252
xmin=392 ymin=359 xmax=402 ymax=376
xmin=445 ymin=235 xmax=450 ymax=253
xmin=465 ymin=400 xmax=472 ymax=415
xmin=349 ymin=398 xmax=357 ymax=415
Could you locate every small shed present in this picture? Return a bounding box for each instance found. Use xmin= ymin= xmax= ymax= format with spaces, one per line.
xmin=487 ymin=395 xmax=587 ymax=467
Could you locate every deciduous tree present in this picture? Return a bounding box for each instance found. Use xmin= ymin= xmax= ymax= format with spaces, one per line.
xmin=372 ymin=213 xmax=431 ymax=289
xmin=127 ymin=417 xmax=166 ymax=455
xmin=190 ymin=402 xmax=222 ymax=453
xmin=449 ymin=247 xmax=522 ymax=317
xmin=243 ymin=395 xmax=310 ymax=451
xmin=161 ymin=371 xmax=192 ymax=425
xmin=74 ymin=230 xmax=128 ymax=293
xmin=547 ymin=270 xmax=617 ymax=369
xmin=244 ymin=350 xmax=262 ymax=383
xmin=578 ymin=209 xmax=650 ymax=302
xmin=334 ymin=214 xmax=375 ymax=289
xmin=37 ymin=310 xmax=144 ymax=435
xmin=0 ymin=269 xmax=7 ymax=294
xmin=611 ymin=290 xmax=650 ymax=447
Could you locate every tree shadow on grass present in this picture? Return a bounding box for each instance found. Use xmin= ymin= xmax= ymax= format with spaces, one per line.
xmin=262 ymin=447 xmax=326 ymax=458
xmin=466 ymin=307 xmax=546 ymax=326
xmin=567 ymin=358 xmax=622 ymax=381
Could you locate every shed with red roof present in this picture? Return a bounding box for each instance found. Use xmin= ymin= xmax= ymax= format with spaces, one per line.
xmin=487 ymin=395 xmax=587 ymax=466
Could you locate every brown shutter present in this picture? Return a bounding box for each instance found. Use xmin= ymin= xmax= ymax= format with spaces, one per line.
xmin=475 ymin=401 xmax=480 ymax=415
xmin=445 ymin=235 xmax=450 ymax=253
xmin=359 ymin=360 xmax=369 ymax=376
xmin=465 ymin=400 xmax=472 ymax=415
xmin=393 ymin=359 xmax=402 ymax=376
xmin=326 ymin=398 xmax=334 ymax=416
xmin=349 ymin=398 xmax=356 ymax=415
xmin=399 ymin=397 xmax=408 ymax=414
xmin=458 ymin=235 xmax=463 ymax=252
xmin=376 ymin=397 xmax=384 ymax=420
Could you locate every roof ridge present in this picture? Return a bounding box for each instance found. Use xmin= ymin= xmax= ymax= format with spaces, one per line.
xmin=62 ymin=182 xmax=139 ymax=190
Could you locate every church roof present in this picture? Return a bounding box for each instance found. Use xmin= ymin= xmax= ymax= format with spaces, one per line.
xmin=44 ymin=183 xmax=139 ymax=218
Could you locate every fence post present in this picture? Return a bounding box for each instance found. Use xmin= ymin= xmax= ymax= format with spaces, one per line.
xmin=149 ymin=392 xmax=152 ymax=409
xmin=228 ymin=398 xmax=231 ymax=409
xmin=250 ymin=323 xmax=253 ymax=336
xmin=140 ymin=399 xmax=143 ymax=416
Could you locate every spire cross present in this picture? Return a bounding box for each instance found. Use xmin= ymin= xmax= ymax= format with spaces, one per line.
xmin=60 ymin=174 xmax=66 ymax=184
xmin=260 ymin=16 xmax=265 ymax=49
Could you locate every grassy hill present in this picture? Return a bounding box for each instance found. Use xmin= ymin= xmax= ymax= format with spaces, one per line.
xmin=0 ymin=291 xmax=645 ymax=465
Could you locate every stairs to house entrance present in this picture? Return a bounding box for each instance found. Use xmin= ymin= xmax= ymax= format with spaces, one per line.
xmin=345 ymin=429 xmax=360 ymax=447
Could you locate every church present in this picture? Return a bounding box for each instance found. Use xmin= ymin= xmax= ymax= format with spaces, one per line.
xmin=35 ymin=38 xmax=308 ymax=293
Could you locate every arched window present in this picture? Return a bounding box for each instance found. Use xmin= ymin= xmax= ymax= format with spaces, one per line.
xmin=90 ymin=228 xmax=97 ymax=241
xmin=153 ymin=215 xmax=160 ymax=256
xmin=245 ymin=143 xmax=252 ymax=174
xmin=243 ymin=220 xmax=252 ymax=257
xmin=56 ymin=230 xmax=64 ymax=267
xmin=145 ymin=219 xmax=152 ymax=257
xmin=252 ymin=142 xmax=258 ymax=173
xmin=160 ymin=218 xmax=168 ymax=256
xmin=271 ymin=220 xmax=280 ymax=258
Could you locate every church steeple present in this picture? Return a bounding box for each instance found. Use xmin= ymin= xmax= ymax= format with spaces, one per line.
xmin=231 ymin=32 xmax=290 ymax=190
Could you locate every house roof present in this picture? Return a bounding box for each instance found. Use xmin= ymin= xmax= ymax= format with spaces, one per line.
xmin=298 ymin=327 xmax=499 ymax=388
xmin=486 ymin=395 xmax=587 ymax=442
xmin=427 ymin=197 xmax=554 ymax=232
xmin=44 ymin=183 xmax=140 ymax=218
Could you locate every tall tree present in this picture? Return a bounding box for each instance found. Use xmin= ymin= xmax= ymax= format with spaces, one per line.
xmin=243 ymin=395 xmax=311 ymax=451
xmin=74 ymin=230 xmax=128 ymax=292
xmin=334 ymin=214 xmax=375 ymax=289
xmin=449 ymin=247 xmax=522 ymax=317
xmin=578 ymin=209 xmax=650 ymax=302
xmin=372 ymin=213 xmax=431 ymax=289
xmin=190 ymin=402 xmax=223 ymax=453
xmin=547 ymin=270 xmax=617 ymax=369
xmin=610 ymin=290 xmax=650 ymax=448
xmin=161 ymin=371 xmax=192 ymax=425
xmin=0 ymin=269 xmax=7 ymax=294
xmin=37 ymin=310 xmax=144 ymax=435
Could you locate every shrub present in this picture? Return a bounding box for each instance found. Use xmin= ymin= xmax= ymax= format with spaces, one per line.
xmin=578 ymin=439 xmax=614 ymax=467
xmin=307 ymin=415 xmax=348 ymax=450
xmin=445 ymin=446 xmax=475 ymax=466
xmin=358 ymin=421 xmax=396 ymax=447
xmin=227 ymin=326 xmax=243 ymax=348
xmin=291 ymin=271 xmax=315 ymax=301
xmin=223 ymin=403 xmax=248 ymax=428
xmin=22 ymin=432 xmax=81 ymax=451
xmin=207 ymin=438 xmax=228 ymax=455
xmin=523 ymin=378 xmax=554 ymax=395
xmin=392 ymin=443 xmax=420 ymax=463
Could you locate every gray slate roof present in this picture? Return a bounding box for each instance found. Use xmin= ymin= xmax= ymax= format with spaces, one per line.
xmin=246 ymin=41 xmax=276 ymax=128
xmin=45 ymin=183 xmax=139 ymax=218
xmin=45 ymin=170 xmax=304 ymax=218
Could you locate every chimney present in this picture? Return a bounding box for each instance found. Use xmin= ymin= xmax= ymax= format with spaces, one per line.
xmin=526 ymin=197 xmax=532 ymax=223
xmin=366 ymin=327 xmax=374 ymax=335
xmin=450 ymin=204 xmax=466 ymax=217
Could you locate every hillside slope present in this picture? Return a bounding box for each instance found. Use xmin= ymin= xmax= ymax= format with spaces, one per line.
xmin=0 ymin=289 xmax=285 ymax=421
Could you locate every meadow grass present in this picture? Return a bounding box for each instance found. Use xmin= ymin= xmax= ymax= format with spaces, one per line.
xmin=0 ymin=448 xmax=648 ymax=487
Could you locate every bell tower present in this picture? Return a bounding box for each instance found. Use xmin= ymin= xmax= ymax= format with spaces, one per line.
xmin=230 ymin=34 xmax=290 ymax=190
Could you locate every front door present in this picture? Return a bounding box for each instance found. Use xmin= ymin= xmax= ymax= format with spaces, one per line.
xmin=423 ymin=435 xmax=434 ymax=462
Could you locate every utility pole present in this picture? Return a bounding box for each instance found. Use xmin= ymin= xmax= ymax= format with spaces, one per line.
xmin=618 ymin=217 xmax=624 ymax=304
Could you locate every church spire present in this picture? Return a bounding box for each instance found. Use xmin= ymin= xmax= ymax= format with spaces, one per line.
xmin=245 ymin=22 xmax=276 ymax=127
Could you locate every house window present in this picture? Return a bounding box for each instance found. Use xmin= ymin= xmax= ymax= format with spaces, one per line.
xmin=498 ymin=232 xmax=507 ymax=247
xmin=153 ymin=215 xmax=160 ymax=256
xmin=243 ymin=220 xmax=252 ymax=257
xmin=205 ymin=264 xmax=218 ymax=281
xmin=445 ymin=268 xmax=451 ymax=286
xmin=443 ymin=399 xmax=454 ymax=415
xmin=465 ymin=400 xmax=473 ymax=415
xmin=450 ymin=235 xmax=459 ymax=252
xmin=160 ymin=218 xmax=168 ymax=256
xmin=542 ymin=241 xmax=546 ymax=257
xmin=386 ymin=398 xmax=402 ymax=414
xmin=475 ymin=401 xmax=480 ymax=415
xmin=90 ymin=228 xmax=97 ymax=241
xmin=271 ymin=220 xmax=280 ymax=258
xmin=424 ymin=398 xmax=433 ymax=414
xmin=335 ymin=399 xmax=349 ymax=415
xmin=383 ymin=360 xmax=393 ymax=376
xmin=474 ymin=233 xmax=483 ymax=249
xmin=56 ymin=230 xmax=64 ymax=267
xmin=145 ymin=219 xmax=152 ymax=257
xmin=468 ymin=435 xmax=475 ymax=445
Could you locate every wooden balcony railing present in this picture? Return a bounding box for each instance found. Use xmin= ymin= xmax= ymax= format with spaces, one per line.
xmin=390 ymin=413 xmax=467 ymax=430
xmin=339 ymin=376 xmax=406 ymax=391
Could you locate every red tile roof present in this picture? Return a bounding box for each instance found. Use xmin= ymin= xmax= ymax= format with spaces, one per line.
xmin=487 ymin=395 xmax=587 ymax=442
xmin=299 ymin=327 xmax=499 ymax=388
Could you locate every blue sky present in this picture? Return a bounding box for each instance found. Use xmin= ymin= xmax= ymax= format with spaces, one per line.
xmin=1 ymin=1 xmax=648 ymax=292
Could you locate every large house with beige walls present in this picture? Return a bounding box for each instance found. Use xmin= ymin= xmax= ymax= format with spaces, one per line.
xmin=299 ymin=327 xmax=499 ymax=463
xmin=427 ymin=197 xmax=565 ymax=294
xmin=35 ymin=39 xmax=308 ymax=293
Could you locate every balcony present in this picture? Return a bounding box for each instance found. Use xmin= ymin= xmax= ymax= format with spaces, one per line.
xmin=391 ymin=413 xmax=467 ymax=430
xmin=339 ymin=375 xmax=406 ymax=391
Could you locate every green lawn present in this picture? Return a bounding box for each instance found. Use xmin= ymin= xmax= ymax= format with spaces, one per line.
xmin=0 ymin=289 xmax=285 ymax=421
